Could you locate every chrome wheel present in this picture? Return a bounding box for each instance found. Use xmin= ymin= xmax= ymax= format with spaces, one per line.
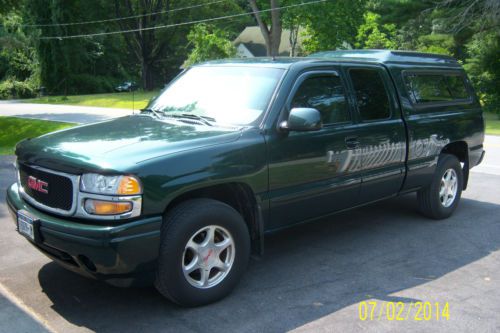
xmin=439 ymin=168 xmax=458 ymax=208
xmin=182 ymin=225 xmax=235 ymax=289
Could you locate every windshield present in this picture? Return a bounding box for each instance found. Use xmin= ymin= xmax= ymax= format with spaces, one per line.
xmin=147 ymin=66 xmax=285 ymax=125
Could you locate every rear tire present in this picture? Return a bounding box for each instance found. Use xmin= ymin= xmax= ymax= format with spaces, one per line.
xmin=155 ymin=198 xmax=250 ymax=307
xmin=417 ymin=154 xmax=463 ymax=219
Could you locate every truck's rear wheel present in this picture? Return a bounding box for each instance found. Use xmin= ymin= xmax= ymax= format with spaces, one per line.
xmin=417 ymin=154 xmax=463 ymax=219
xmin=155 ymin=198 xmax=250 ymax=306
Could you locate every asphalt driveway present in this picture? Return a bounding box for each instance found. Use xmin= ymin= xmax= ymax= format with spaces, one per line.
xmin=0 ymin=137 xmax=499 ymax=332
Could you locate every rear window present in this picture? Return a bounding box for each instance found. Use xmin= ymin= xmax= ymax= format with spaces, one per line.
xmin=405 ymin=72 xmax=470 ymax=104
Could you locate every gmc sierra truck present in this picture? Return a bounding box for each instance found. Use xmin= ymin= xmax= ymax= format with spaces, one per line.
xmin=7 ymin=50 xmax=485 ymax=306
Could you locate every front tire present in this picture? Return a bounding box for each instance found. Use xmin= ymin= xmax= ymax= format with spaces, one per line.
xmin=417 ymin=154 xmax=463 ymax=219
xmin=155 ymin=198 xmax=250 ymax=306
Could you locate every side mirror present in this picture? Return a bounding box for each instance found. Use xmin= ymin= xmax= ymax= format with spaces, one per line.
xmin=280 ymin=107 xmax=322 ymax=132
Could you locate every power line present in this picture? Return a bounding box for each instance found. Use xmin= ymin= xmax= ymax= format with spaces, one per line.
xmin=39 ymin=0 xmax=329 ymax=40
xmin=23 ymin=0 xmax=228 ymax=28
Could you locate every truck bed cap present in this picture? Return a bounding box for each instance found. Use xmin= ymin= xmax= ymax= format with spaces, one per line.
xmin=309 ymin=49 xmax=460 ymax=67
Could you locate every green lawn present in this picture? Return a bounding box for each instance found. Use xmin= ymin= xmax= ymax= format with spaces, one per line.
xmin=24 ymin=90 xmax=160 ymax=110
xmin=484 ymin=112 xmax=500 ymax=136
xmin=0 ymin=117 xmax=75 ymax=155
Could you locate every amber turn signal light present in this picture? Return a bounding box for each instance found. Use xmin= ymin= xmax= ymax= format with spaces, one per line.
xmin=117 ymin=176 xmax=142 ymax=195
xmin=84 ymin=199 xmax=132 ymax=215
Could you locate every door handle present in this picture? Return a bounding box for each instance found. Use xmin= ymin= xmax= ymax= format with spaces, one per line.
xmin=345 ymin=136 xmax=359 ymax=149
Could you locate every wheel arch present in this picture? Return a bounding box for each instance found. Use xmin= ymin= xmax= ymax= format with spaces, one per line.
xmin=441 ymin=140 xmax=469 ymax=190
xmin=164 ymin=182 xmax=264 ymax=256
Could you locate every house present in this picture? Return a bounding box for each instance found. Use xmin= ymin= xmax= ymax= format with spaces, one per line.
xmin=233 ymin=26 xmax=304 ymax=57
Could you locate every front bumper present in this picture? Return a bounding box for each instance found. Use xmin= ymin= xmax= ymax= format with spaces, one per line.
xmin=6 ymin=183 xmax=162 ymax=287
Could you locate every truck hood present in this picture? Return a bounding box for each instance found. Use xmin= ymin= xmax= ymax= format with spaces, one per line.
xmin=16 ymin=115 xmax=242 ymax=173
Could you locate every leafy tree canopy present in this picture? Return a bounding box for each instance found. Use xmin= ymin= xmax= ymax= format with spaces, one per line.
xmin=183 ymin=24 xmax=236 ymax=67
xmin=355 ymin=12 xmax=397 ymax=49
xmin=0 ymin=0 xmax=498 ymax=115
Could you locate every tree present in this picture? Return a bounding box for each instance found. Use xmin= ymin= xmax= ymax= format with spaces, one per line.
xmin=299 ymin=0 xmax=366 ymax=53
xmin=22 ymin=0 xmax=244 ymax=94
xmin=114 ymin=0 xmax=244 ymax=90
xmin=0 ymin=11 xmax=39 ymax=98
xmin=0 ymin=0 xmax=20 ymax=14
xmin=436 ymin=0 xmax=500 ymax=32
xmin=245 ymin=0 xmax=365 ymax=56
xmin=355 ymin=11 xmax=397 ymax=49
xmin=369 ymin=0 xmax=500 ymax=115
xmin=24 ymin=0 xmax=128 ymax=95
xmin=416 ymin=34 xmax=455 ymax=55
xmin=247 ymin=0 xmax=282 ymax=57
xmin=0 ymin=13 xmax=37 ymax=81
xmin=113 ymin=0 xmax=175 ymax=90
xmin=464 ymin=31 xmax=500 ymax=114
xmin=183 ymin=24 xmax=236 ymax=67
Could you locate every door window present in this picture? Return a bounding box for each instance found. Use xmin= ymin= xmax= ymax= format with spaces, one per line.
xmin=349 ymin=69 xmax=391 ymax=121
xmin=291 ymin=75 xmax=350 ymax=124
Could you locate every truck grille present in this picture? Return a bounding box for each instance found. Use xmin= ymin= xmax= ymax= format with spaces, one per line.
xmin=19 ymin=163 xmax=74 ymax=212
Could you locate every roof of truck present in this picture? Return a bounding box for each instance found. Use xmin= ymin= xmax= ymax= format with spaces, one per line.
xmin=197 ymin=50 xmax=461 ymax=69
xmin=197 ymin=57 xmax=304 ymax=69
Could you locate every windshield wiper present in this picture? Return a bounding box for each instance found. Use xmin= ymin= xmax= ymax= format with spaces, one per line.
xmin=141 ymin=109 xmax=216 ymax=126
xmin=163 ymin=113 xmax=216 ymax=126
xmin=140 ymin=108 xmax=163 ymax=119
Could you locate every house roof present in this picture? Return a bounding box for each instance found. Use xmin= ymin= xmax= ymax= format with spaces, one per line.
xmin=233 ymin=26 xmax=303 ymax=57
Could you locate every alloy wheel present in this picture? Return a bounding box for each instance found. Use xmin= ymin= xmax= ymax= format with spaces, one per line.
xmin=182 ymin=225 xmax=235 ymax=289
xmin=439 ymin=168 xmax=458 ymax=208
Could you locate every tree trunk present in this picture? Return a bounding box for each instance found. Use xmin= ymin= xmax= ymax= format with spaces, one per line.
xmin=248 ymin=0 xmax=282 ymax=57
xmin=142 ymin=60 xmax=154 ymax=91
xmin=289 ymin=23 xmax=299 ymax=56
xmin=115 ymin=0 xmax=171 ymax=91
xmin=269 ymin=0 xmax=282 ymax=57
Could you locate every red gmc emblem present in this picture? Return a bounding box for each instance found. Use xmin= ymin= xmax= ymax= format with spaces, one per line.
xmin=27 ymin=176 xmax=49 ymax=194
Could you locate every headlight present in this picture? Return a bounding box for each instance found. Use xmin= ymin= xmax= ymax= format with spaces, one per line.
xmin=80 ymin=174 xmax=142 ymax=195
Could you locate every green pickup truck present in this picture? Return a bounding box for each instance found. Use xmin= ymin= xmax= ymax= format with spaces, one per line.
xmin=7 ymin=50 xmax=485 ymax=306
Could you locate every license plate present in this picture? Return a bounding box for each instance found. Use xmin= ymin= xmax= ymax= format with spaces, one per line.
xmin=17 ymin=210 xmax=36 ymax=241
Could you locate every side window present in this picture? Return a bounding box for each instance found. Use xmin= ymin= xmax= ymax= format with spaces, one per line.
xmin=349 ymin=69 xmax=391 ymax=121
xmin=446 ymin=75 xmax=469 ymax=99
xmin=291 ymin=75 xmax=350 ymax=124
xmin=405 ymin=73 xmax=470 ymax=103
xmin=405 ymin=74 xmax=452 ymax=103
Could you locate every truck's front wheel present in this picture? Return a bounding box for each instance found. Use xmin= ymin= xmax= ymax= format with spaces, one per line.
xmin=417 ymin=154 xmax=463 ymax=219
xmin=155 ymin=198 xmax=250 ymax=306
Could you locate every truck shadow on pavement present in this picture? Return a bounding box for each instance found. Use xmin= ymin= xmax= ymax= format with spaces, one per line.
xmin=37 ymin=194 xmax=500 ymax=332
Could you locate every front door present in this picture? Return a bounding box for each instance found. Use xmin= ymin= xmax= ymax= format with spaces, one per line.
xmin=266 ymin=69 xmax=363 ymax=230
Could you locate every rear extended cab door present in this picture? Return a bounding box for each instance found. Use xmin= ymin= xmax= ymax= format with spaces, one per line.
xmin=342 ymin=64 xmax=407 ymax=203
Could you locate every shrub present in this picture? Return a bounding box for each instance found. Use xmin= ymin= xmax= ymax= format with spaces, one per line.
xmin=463 ymin=31 xmax=500 ymax=115
xmin=0 ymin=78 xmax=37 ymax=99
xmin=65 ymin=74 xmax=115 ymax=94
